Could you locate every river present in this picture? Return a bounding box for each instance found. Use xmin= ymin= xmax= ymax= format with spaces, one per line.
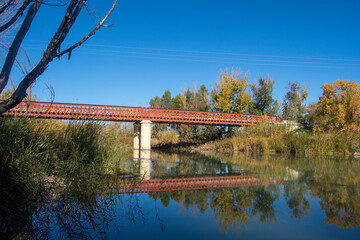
xmin=15 ymin=151 xmax=360 ymax=239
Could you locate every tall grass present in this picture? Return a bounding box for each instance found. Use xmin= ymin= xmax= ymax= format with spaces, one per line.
xmin=210 ymin=122 xmax=360 ymax=155
xmin=157 ymin=129 xmax=179 ymax=144
xmin=0 ymin=117 xmax=132 ymax=235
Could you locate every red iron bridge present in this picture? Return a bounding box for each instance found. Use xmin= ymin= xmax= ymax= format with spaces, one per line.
xmin=2 ymin=101 xmax=281 ymax=150
xmin=111 ymin=175 xmax=282 ymax=194
xmin=3 ymin=101 xmax=281 ymax=126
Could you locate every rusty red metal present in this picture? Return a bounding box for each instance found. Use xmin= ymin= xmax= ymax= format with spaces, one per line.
xmin=111 ymin=175 xmax=281 ymax=194
xmin=2 ymin=101 xmax=281 ymax=126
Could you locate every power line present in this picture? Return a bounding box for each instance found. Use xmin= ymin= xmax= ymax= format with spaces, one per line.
xmin=23 ymin=45 xmax=360 ymax=69
xmin=74 ymin=51 xmax=360 ymax=69
xmin=75 ymin=48 xmax=360 ymax=66
xmin=23 ymin=39 xmax=360 ymax=62
xmin=86 ymin=44 xmax=360 ymax=62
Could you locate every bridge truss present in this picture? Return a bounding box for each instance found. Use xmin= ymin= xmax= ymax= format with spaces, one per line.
xmin=2 ymin=101 xmax=281 ymax=126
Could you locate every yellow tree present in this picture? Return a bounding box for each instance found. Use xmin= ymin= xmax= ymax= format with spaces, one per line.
xmin=309 ymin=79 xmax=360 ymax=132
xmin=211 ymin=69 xmax=251 ymax=114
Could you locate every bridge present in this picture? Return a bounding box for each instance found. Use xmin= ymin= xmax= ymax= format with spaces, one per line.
xmin=111 ymin=175 xmax=282 ymax=194
xmin=2 ymin=101 xmax=281 ymax=150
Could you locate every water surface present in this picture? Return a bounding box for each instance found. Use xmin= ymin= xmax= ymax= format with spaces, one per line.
xmin=22 ymin=151 xmax=360 ymax=239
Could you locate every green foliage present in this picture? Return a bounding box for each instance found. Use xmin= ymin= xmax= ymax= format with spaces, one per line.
xmin=149 ymin=84 xmax=212 ymax=141
xmin=282 ymin=82 xmax=308 ymax=123
xmin=149 ymin=96 xmax=162 ymax=108
xmin=161 ymin=90 xmax=172 ymax=109
xmin=0 ymin=117 xmax=132 ymax=234
xmin=197 ymin=84 xmax=210 ymax=111
xmin=0 ymin=88 xmax=13 ymax=100
xmin=169 ymin=93 xmax=185 ymax=109
xmin=250 ymin=76 xmax=279 ymax=116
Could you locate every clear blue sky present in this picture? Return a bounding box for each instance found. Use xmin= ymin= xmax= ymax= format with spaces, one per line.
xmin=12 ymin=0 xmax=360 ymax=107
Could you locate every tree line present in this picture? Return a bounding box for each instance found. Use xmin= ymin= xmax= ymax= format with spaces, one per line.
xmin=149 ymin=68 xmax=360 ymax=140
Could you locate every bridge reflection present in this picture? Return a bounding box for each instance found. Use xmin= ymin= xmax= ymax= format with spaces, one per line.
xmin=115 ymin=151 xmax=282 ymax=194
xmin=116 ymin=175 xmax=282 ymax=194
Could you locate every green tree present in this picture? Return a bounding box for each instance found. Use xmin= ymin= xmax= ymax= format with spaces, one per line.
xmin=211 ymin=69 xmax=251 ymax=114
xmin=282 ymin=82 xmax=308 ymax=122
xmin=169 ymin=93 xmax=185 ymax=110
xmin=195 ymin=84 xmax=209 ymax=111
xmin=149 ymin=91 xmax=172 ymax=138
xmin=308 ymin=79 xmax=360 ymax=132
xmin=250 ymin=76 xmax=279 ymax=116
xmin=174 ymin=85 xmax=211 ymax=140
xmin=149 ymin=96 xmax=162 ymax=108
xmin=161 ymin=90 xmax=172 ymax=109
xmin=149 ymin=85 xmax=212 ymax=141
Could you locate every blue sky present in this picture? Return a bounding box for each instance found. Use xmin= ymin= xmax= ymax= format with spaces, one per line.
xmin=10 ymin=0 xmax=360 ymax=107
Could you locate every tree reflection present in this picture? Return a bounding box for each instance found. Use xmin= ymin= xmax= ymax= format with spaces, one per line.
xmin=148 ymin=185 xmax=280 ymax=232
xmin=3 ymin=150 xmax=360 ymax=238
xmin=149 ymin=151 xmax=360 ymax=230
xmin=283 ymin=180 xmax=311 ymax=219
xmin=310 ymin=182 xmax=360 ymax=229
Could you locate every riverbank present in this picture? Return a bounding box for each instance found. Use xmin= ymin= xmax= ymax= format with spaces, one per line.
xmin=153 ymin=125 xmax=360 ymax=156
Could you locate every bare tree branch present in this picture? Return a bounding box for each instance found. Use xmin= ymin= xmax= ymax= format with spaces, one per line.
xmin=57 ymin=0 xmax=117 ymax=58
xmin=0 ymin=0 xmax=118 ymax=114
xmin=0 ymin=0 xmax=15 ymax=15
xmin=0 ymin=0 xmax=42 ymax=94
xmin=0 ymin=0 xmax=32 ymax=33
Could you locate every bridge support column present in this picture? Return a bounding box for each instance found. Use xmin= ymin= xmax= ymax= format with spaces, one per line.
xmin=140 ymin=120 xmax=152 ymax=150
xmin=133 ymin=122 xmax=140 ymax=150
xmin=140 ymin=150 xmax=151 ymax=180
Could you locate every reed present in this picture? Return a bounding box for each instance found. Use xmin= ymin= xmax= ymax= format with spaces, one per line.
xmin=209 ymin=123 xmax=360 ymax=155
xmin=0 ymin=117 xmax=132 ymax=234
xmin=157 ymin=129 xmax=179 ymax=144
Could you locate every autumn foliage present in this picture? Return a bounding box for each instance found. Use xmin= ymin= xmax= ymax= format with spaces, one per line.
xmin=309 ymin=79 xmax=360 ymax=132
xmin=211 ymin=69 xmax=251 ymax=114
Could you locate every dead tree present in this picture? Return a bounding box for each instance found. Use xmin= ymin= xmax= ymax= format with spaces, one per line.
xmin=0 ymin=0 xmax=118 ymax=114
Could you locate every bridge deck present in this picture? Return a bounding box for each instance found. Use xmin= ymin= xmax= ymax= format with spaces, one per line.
xmin=2 ymin=101 xmax=281 ymax=126
xmin=111 ymin=175 xmax=281 ymax=194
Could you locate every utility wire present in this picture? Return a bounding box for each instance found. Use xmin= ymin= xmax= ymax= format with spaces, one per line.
xmin=23 ymin=39 xmax=360 ymax=62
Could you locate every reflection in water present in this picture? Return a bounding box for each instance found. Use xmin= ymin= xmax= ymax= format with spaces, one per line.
xmin=3 ymin=151 xmax=360 ymax=239
xmin=139 ymin=150 xmax=151 ymax=180
xmin=283 ymin=179 xmax=311 ymax=219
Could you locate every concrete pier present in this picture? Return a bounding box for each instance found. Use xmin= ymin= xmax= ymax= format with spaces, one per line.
xmin=140 ymin=120 xmax=152 ymax=150
xmin=133 ymin=122 xmax=140 ymax=150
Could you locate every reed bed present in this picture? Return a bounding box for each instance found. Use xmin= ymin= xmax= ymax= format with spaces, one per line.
xmin=210 ymin=122 xmax=360 ymax=155
xmin=0 ymin=117 xmax=132 ymax=235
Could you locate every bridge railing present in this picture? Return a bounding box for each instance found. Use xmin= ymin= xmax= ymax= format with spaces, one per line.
xmin=2 ymin=101 xmax=281 ymax=126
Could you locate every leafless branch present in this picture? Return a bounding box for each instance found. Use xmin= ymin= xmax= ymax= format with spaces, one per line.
xmin=0 ymin=0 xmax=32 ymax=33
xmin=57 ymin=0 xmax=117 ymax=59
xmin=0 ymin=0 xmax=118 ymax=114
xmin=0 ymin=0 xmax=16 ymax=15
xmin=0 ymin=0 xmax=42 ymax=94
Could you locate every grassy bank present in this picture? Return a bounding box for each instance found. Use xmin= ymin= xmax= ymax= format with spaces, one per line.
xmin=202 ymin=124 xmax=360 ymax=155
xmin=0 ymin=117 xmax=132 ymax=236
